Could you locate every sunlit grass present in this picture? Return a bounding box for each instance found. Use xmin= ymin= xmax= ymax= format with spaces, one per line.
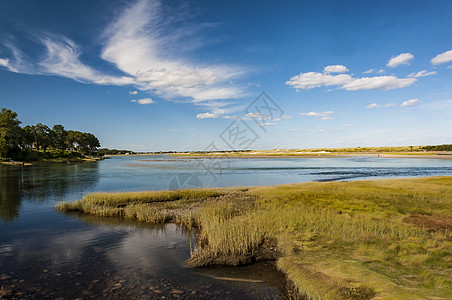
xmin=56 ymin=176 xmax=452 ymax=299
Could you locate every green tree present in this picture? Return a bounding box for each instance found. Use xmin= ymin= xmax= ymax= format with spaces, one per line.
xmin=22 ymin=125 xmax=35 ymax=148
xmin=32 ymin=123 xmax=52 ymax=152
xmin=66 ymin=130 xmax=90 ymax=152
xmin=83 ymin=133 xmax=100 ymax=154
xmin=52 ymin=124 xmax=67 ymax=150
xmin=0 ymin=108 xmax=24 ymax=159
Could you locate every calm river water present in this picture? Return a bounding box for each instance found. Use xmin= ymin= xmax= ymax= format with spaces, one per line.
xmin=1 ymin=155 xmax=452 ymax=299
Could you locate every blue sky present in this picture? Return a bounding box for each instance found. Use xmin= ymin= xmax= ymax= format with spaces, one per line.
xmin=1 ymin=0 xmax=452 ymax=151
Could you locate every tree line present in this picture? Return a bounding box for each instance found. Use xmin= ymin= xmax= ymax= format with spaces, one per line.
xmin=421 ymin=144 xmax=452 ymax=151
xmin=0 ymin=108 xmax=100 ymax=161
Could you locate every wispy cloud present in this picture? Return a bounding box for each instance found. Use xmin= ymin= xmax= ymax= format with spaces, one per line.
xmin=401 ymin=99 xmax=421 ymax=107
xmin=300 ymin=111 xmax=334 ymax=120
xmin=366 ymin=102 xmax=396 ymax=109
xmin=101 ymin=0 xmax=245 ymax=106
xmin=0 ymin=0 xmax=247 ymax=117
xmin=408 ymin=70 xmax=437 ymax=78
xmin=129 ymin=90 xmax=138 ymax=95
xmin=0 ymin=58 xmax=18 ymax=73
xmin=387 ymin=53 xmax=414 ymax=68
xmin=38 ymin=36 xmax=134 ymax=85
xmin=431 ymin=49 xmax=452 ymax=65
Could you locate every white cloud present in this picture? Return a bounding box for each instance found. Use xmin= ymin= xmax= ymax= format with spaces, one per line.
xmin=447 ymin=66 xmax=452 ymax=70
xmin=366 ymin=102 xmax=396 ymax=109
xmin=431 ymin=49 xmax=452 ymax=65
xmin=0 ymin=58 xmax=19 ymax=73
xmin=300 ymin=111 xmax=334 ymax=120
xmin=38 ymin=36 xmax=134 ymax=85
xmin=287 ymin=69 xmax=416 ymax=91
xmin=387 ymin=53 xmax=414 ymax=68
xmin=196 ymin=112 xmax=217 ymax=119
xmin=341 ymin=76 xmax=416 ymax=91
xmin=245 ymin=112 xmax=266 ymax=119
xmin=401 ymin=99 xmax=421 ymax=107
xmin=0 ymin=42 xmax=35 ymax=74
xmin=129 ymin=90 xmax=138 ymax=95
xmin=323 ymin=65 xmax=349 ymax=74
xmin=131 ymin=98 xmax=154 ymax=104
xmin=408 ymin=70 xmax=437 ymax=78
xmin=341 ymin=124 xmax=352 ymax=127
xmin=0 ymin=0 xmax=247 ymax=117
xmin=363 ymin=69 xmax=374 ymax=74
xmin=286 ymin=72 xmax=352 ymax=89
xmin=101 ymin=0 xmax=245 ymax=104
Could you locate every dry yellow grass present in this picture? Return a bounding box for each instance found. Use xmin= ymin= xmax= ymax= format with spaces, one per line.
xmin=56 ymin=176 xmax=452 ymax=299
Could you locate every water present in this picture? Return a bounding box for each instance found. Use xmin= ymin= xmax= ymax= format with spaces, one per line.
xmin=1 ymin=155 xmax=452 ymax=298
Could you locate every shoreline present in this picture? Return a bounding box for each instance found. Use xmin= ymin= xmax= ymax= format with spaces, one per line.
xmin=56 ymin=176 xmax=452 ymax=299
xmin=0 ymin=156 xmax=104 ymax=167
xmin=169 ymin=153 xmax=452 ymax=159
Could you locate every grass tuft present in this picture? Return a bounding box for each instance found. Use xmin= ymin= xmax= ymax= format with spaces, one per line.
xmin=56 ymin=176 xmax=452 ymax=299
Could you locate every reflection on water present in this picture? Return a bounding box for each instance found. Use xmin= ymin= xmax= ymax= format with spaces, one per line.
xmin=1 ymin=155 xmax=452 ymax=298
xmin=0 ymin=163 xmax=99 ymax=222
xmin=0 ymin=167 xmax=22 ymax=221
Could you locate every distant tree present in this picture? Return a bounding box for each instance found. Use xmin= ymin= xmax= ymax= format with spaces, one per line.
xmin=65 ymin=130 xmax=79 ymax=152
xmin=52 ymin=124 xmax=67 ymax=150
xmin=83 ymin=133 xmax=100 ymax=154
xmin=22 ymin=125 xmax=35 ymax=148
xmin=32 ymin=123 xmax=52 ymax=152
xmin=0 ymin=108 xmax=24 ymax=159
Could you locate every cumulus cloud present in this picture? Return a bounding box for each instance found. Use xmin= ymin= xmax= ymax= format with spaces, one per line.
xmin=401 ymin=99 xmax=421 ymax=107
xmin=366 ymin=103 xmax=396 ymax=109
xmin=286 ymin=72 xmax=352 ymax=89
xmin=387 ymin=53 xmax=414 ymax=68
xmin=341 ymin=76 xmax=416 ymax=91
xmin=131 ymin=98 xmax=154 ymax=104
xmin=286 ymin=69 xmax=416 ymax=91
xmin=431 ymin=50 xmax=452 ymax=65
xmin=323 ymin=65 xmax=348 ymax=74
xmin=300 ymin=111 xmax=334 ymax=120
xmin=196 ymin=112 xmax=217 ymax=119
xmin=245 ymin=112 xmax=267 ymax=119
xmin=129 ymin=90 xmax=138 ymax=95
xmin=408 ymin=70 xmax=437 ymax=78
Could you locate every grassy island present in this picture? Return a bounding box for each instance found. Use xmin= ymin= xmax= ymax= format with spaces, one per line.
xmin=56 ymin=177 xmax=452 ymax=299
xmin=169 ymin=146 xmax=452 ymax=159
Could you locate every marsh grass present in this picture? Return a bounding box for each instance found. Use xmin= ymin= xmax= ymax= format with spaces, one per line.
xmin=56 ymin=177 xmax=452 ymax=299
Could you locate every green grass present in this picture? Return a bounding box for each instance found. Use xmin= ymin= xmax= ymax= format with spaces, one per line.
xmin=56 ymin=177 xmax=452 ymax=299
